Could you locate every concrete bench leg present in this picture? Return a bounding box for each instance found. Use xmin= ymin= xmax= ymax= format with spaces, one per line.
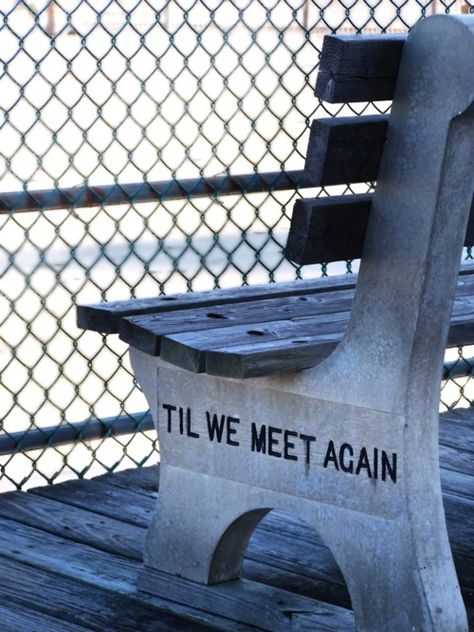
xmin=142 ymin=467 xmax=269 ymax=584
xmin=131 ymin=349 xmax=467 ymax=631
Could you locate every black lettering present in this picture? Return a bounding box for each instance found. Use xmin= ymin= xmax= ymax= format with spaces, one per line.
xmin=339 ymin=443 xmax=354 ymax=473
xmin=382 ymin=451 xmax=397 ymax=483
xmin=162 ymin=403 xmax=176 ymax=433
xmin=178 ymin=407 xmax=185 ymax=434
xmin=206 ymin=412 xmax=226 ymax=443
xmin=299 ymin=433 xmax=316 ymax=465
xmin=355 ymin=447 xmax=372 ymax=477
xmin=323 ymin=440 xmax=339 ymax=470
xmin=251 ymin=423 xmax=266 ymax=453
xmin=284 ymin=430 xmax=298 ymax=461
xmin=226 ymin=416 xmax=240 ymax=446
xmin=186 ymin=407 xmax=200 ymax=438
xmin=373 ymin=447 xmax=378 ymax=479
xmin=268 ymin=426 xmax=282 ymax=457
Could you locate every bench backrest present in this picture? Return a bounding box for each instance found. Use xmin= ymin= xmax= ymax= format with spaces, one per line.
xmin=287 ymin=16 xmax=474 ymax=414
xmin=286 ymin=26 xmax=474 ymax=265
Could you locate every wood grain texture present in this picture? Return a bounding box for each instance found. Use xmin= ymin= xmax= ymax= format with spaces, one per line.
xmin=0 ymin=602 xmax=91 ymax=632
xmin=161 ymin=311 xmax=348 ymax=373
xmin=304 ymin=115 xmax=388 ymax=186
xmin=0 ymin=557 xmax=201 ymax=632
xmin=286 ymin=194 xmax=372 ymax=265
xmin=32 ymin=477 xmax=154 ymax=528
xmin=203 ymin=294 xmax=474 ymax=378
xmin=97 ymin=464 xmax=159 ymax=494
xmin=0 ymin=491 xmax=144 ymax=560
xmin=0 ymin=514 xmax=247 ymax=630
xmin=287 ymin=194 xmax=474 ymax=265
xmin=119 ymin=290 xmax=355 ymax=356
xmin=315 ymin=33 xmax=406 ymax=103
xmin=137 ymin=567 xmax=355 ymax=632
xmin=77 ymin=274 xmax=357 ymax=334
xmin=117 ymin=270 xmax=474 ymax=377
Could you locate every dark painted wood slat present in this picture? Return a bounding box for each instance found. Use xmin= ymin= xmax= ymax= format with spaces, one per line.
xmin=287 ymin=194 xmax=372 ymax=265
xmin=304 ymin=115 xmax=389 ymax=186
xmin=315 ymin=34 xmax=406 ymax=103
xmin=164 ymin=303 xmax=474 ymax=378
xmin=79 ymin=262 xmax=474 ymax=336
xmin=77 ymin=274 xmax=357 ymax=334
xmin=119 ymin=290 xmax=355 ymax=356
xmin=0 ymin=557 xmax=202 ymax=632
xmin=161 ymin=311 xmax=348 ymax=373
xmin=205 ymin=330 xmax=339 ymax=377
xmin=161 ymin=271 xmax=474 ymax=374
xmin=204 ymin=296 xmax=474 ymax=378
xmin=287 ymin=194 xmax=474 ymax=265
xmin=118 ymin=271 xmax=474 ymax=376
xmin=138 ymin=567 xmax=355 ymax=632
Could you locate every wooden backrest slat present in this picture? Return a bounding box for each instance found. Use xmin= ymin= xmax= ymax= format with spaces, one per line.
xmin=287 ymin=194 xmax=474 ymax=265
xmin=286 ymin=194 xmax=371 ymax=264
xmin=315 ymin=34 xmax=406 ymax=103
xmin=304 ymin=115 xmax=388 ymax=186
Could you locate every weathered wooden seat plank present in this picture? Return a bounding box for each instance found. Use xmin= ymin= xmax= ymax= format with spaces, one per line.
xmin=77 ymin=273 xmax=357 ymax=334
xmin=114 ymin=270 xmax=474 ymax=377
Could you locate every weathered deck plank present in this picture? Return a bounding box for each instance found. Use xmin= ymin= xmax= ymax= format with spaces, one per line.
xmin=0 ymin=557 xmax=205 ymax=632
xmin=138 ymin=567 xmax=355 ymax=632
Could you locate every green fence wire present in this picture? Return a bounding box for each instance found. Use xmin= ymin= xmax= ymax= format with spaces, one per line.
xmin=0 ymin=0 xmax=472 ymax=491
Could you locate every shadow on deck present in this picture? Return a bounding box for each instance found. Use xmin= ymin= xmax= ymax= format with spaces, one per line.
xmin=0 ymin=409 xmax=472 ymax=631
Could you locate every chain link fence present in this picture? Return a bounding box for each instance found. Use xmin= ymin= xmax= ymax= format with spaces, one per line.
xmin=0 ymin=0 xmax=472 ymax=490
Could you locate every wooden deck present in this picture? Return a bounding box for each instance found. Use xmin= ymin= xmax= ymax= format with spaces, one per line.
xmin=0 ymin=409 xmax=472 ymax=631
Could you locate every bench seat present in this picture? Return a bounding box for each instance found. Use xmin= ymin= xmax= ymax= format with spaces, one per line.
xmin=78 ymin=262 xmax=474 ymax=378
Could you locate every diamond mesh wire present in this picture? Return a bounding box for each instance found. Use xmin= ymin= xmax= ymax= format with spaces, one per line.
xmin=0 ymin=0 xmax=471 ymax=490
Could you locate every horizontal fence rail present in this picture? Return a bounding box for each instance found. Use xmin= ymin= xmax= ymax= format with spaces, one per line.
xmin=0 ymin=171 xmax=307 ymax=213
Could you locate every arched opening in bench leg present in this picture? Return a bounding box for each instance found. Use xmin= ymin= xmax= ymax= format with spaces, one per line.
xmin=243 ymin=509 xmax=352 ymax=609
xmin=208 ymin=508 xmax=271 ymax=584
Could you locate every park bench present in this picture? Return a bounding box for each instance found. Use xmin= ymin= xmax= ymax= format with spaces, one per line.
xmin=78 ymin=14 xmax=474 ymax=631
